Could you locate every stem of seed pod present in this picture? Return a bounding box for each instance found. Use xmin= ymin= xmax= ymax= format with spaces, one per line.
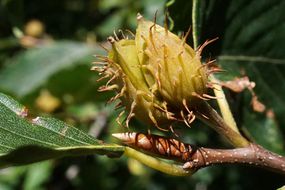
xmin=209 ymin=75 xmax=240 ymax=134
xmin=124 ymin=147 xmax=194 ymax=176
xmin=196 ymin=101 xmax=250 ymax=148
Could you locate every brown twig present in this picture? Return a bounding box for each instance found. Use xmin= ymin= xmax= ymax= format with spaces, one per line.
xmin=183 ymin=143 xmax=285 ymax=174
xmin=113 ymin=132 xmax=285 ymax=175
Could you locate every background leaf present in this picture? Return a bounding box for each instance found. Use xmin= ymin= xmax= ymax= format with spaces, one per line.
xmin=22 ymin=161 xmax=53 ymax=190
xmin=168 ymin=0 xmax=285 ymax=188
xmin=0 ymin=42 xmax=100 ymax=98
xmin=204 ymin=0 xmax=285 ymax=154
xmin=170 ymin=0 xmax=285 ymax=150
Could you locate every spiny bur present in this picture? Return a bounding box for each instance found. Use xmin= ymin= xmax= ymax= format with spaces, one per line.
xmin=93 ymin=14 xmax=219 ymax=132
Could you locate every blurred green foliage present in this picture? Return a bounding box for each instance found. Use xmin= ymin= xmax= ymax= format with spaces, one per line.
xmin=0 ymin=0 xmax=284 ymax=189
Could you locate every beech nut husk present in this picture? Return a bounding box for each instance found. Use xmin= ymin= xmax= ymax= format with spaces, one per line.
xmin=93 ymin=14 xmax=217 ymax=131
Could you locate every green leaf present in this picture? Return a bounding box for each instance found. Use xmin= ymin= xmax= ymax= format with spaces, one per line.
xmin=207 ymin=0 xmax=285 ymax=151
xmin=216 ymin=0 xmax=285 ymax=125
xmin=243 ymin=109 xmax=285 ymax=155
xmin=0 ymin=41 xmax=101 ymax=97
xmin=0 ymin=92 xmax=124 ymax=168
xmin=23 ymin=161 xmax=53 ymax=190
xmin=169 ymin=0 xmax=285 ymax=153
xmin=200 ymin=0 xmax=285 ymax=126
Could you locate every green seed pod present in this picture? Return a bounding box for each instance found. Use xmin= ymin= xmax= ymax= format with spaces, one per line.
xmin=94 ymin=14 xmax=216 ymax=131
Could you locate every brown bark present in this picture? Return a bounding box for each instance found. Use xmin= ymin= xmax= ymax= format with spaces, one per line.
xmin=183 ymin=143 xmax=285 ymax=175
xmin=113 ymin=132 xmax=285 ymax=175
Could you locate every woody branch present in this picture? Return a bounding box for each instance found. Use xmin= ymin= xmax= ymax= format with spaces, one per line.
xmin=113 ymin=132 xmax=285 ymax=175
xmin=184 ymin=143 xmax=285 ymax=174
